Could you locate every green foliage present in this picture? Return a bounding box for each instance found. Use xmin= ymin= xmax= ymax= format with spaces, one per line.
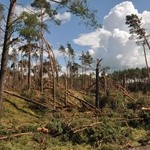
xmin=46 ymin=119 xmax=63 ymax=135
xmin=1 ymin=84 xmax=150 ymax=149
xmin=0 ymin=129 xmax=10 ymax=136
xmin=17 ymin=124 xmax=38 ymax=133
xmin=79 ymin=51 xmax=93 ymax=67
xmin=56 ymin=116 xmax=133 ymax=148
xmin=126 ymin=14 xmax=145 ymax=40
xmin=65 ymin=0 xmax=99 ymax=28
xmin=19 ymin=12 xmax=40 ymax=41
xmin=67 ymin=42 xmax=75 ymax=59
xmin=139 ymin=111 xmax=150 ymax=129
xmin=127 ymin=98 xmax=150 ymax=111
xmin=31 ymin=0 xmax=99 ymax=28
xmin=31 ymin=0 xmax=57 ymax=17
xmin=31 ymin=0 xmax=60 ymax=25
xmin=126 ymin=98 xmax=150 ymax=129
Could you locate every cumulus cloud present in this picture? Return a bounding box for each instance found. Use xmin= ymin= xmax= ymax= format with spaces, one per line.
xmin=55 ymin=12 xmax=71 ymax=23
xmin=73 ymin=1 xmax=150 ymax=71
xmin=73 ymin=29 xmax=111 ymax=49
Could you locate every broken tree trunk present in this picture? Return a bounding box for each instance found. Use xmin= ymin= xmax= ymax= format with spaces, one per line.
xmin=95 ymin=59 xmax=102 ymax=108
xmin=68 ymin=90 xmax=101 ymax=113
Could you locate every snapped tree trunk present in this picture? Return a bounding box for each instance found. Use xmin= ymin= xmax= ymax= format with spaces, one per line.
xmin=0 ymin=0 xmax=16 ymax=117
xmin=95 ymin=59 xmax=102 ymax=108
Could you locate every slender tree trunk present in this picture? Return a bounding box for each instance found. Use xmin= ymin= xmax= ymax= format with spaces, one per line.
xmin=70 ymin=62 xmax=73 ymax=89
xmin=81 ymin=64 xmax=84 ymax=90
xmin=40 ymin=37 xmax=44 ymax=93
xmin=20 ymin=52 xmax=23 ymax=89
xmin=0 ymin=0 xmax=16 ymax=117
xmin=95 ymin=59 xmax=101 ymax=108
xmin=143 ymin=44 xmax=150 ymax=79
xmin=40 ymin=10 xmax=44 ymax=93
xmin=65 ymin=75 xmax=68 ymax=106
xmin=103 ymin=74 xmax=107 ymax=94
xmin=53 ymin=73 xmax=56 ymax=109
xmin=28 ymin=42 xmax=31 ymax=89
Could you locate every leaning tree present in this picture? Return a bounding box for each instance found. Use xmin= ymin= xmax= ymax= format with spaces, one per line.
xmin=126 ymin=14 xmax=150 ymax=79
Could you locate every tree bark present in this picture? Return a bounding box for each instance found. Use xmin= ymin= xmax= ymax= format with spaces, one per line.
xmin=28 ymin=42 xmax=31 ymax=89
xmin=95 ymin=64 xmax=99 ymax=108
xmin=95 ymin=59 xmax=102 ymax=109
xmin=65 ymin=75 xmax=68 ymax=106
xmin=143 ymin=44 xmax=150 ymax=79
xmin=0 ymin=0 xmax=16 ymax=117
xmin=40 ymin=9 xmax=44 ymax=93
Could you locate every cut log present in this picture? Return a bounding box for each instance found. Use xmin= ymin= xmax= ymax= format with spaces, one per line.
xmin=142 ymin=107 xmax=150 ymax=111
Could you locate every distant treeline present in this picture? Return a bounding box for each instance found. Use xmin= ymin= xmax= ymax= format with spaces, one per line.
xmin=109 ymin=67 xmax=150 ymax=92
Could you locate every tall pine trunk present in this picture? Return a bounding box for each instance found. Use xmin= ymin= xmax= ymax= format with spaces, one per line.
xmin=0 ymin=0 xmax=16 ymax=116
xmin=40 ymin=9 xmax=44 ymax=93
xmin=143 ymin=44 xmax=150 ymax=79
xmin=28 ymin=42 xmax=31 ymax=89
xmin=95 ymin=59 xmax=102 ymax=109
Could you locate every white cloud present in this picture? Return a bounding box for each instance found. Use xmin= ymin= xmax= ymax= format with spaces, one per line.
xmin=103 ymin=1 xmax=138 ymax=31
xmin=15 ymin=5 xmax=35 ymax=16
xmin=89 ymin=49 xmax=95 ymax=55
xmin=55 ymin=12 xmax=71 ymax=23
xmin=73 ymin=1 xmax=150 ymax=71
xmin=73 ymin=28 xmax=111 ymax=49
xmin=53 ymin=49 xmax=62 ymax=58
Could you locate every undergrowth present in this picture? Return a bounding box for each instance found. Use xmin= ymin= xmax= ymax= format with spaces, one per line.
xmin=0 ymin=91 xmax=150 ymax=150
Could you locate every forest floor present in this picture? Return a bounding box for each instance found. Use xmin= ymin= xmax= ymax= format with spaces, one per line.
xmin=0 ymin=90 xmax=150 ymax=150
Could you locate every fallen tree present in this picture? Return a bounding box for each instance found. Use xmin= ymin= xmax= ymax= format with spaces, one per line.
xmin=4 ymin=90 xmax=48 ymax=109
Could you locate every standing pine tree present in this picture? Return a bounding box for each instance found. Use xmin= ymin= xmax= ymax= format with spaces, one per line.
xmin=126 ymin=14 xmax=150 ymax=79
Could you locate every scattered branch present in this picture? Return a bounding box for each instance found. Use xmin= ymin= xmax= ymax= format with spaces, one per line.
xmin=0 ymin=132 xmax=33 ymax=140
xmin=72 ymin=121 xmax=102 ymax=133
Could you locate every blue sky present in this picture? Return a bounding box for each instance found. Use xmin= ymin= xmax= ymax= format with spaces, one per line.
xmin=1 ymin=0 xmax=150 ymax=72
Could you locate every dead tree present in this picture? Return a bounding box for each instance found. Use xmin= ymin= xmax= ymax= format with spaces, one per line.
xmin=95 ymin=59 xmax=102 ymax=108
xmin=43 ymin=36 xmax=58 ymax=108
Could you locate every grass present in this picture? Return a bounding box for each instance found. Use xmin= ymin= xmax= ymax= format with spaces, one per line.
xmin=0 ymin=94 xmax=94 ymax=150
xmin=0 ymin=91 xmax=149 ymax=150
